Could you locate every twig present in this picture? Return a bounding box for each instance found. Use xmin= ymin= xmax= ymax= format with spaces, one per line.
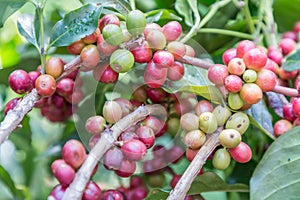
xmin=177 ymin=55 xmax=214 ymax=70
xmin=272 ymin=85 xmax=300 ymax=97
xmin=62 ymin=104 xmax=166 ymax=200
xmin=167 ymin=128 xmax=222 ymax=200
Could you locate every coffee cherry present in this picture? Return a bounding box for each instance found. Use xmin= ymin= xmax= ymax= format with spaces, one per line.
xmin=274 ymin=119 xmax=293 ymax=137
xmin=236 ymin=40 xmax=256 ymax=58
xmin=50 ymin=94 xmax=65 ymax=108
xmin=97 ymin=34 xmax=119 ymax=56
xmin=199 ymin=112 xmax=218 ymax=134
xmin=102 ymin=24 xmax=123 ymax=46
xmin=228 ymin=92 xmax=244 ymax=110
xmin=294 ymin=21 xmax=300 ymax=33
xmin=282 ymin=31 xmax=298 ymax=41
xmin=184 ymin=130 xmax=206 ymax=149
xmin=225 ymin=112 xmax=249 ymax=135
xmin=227 ymin=58 xmax=246 ymax=76
xmin=56 ymin=78 xmax=74 ymax=97
xmin=131 ymin=41 xmax=153 ymax=63
xmin=102 ymin=101 xmax=122 ymax=124
xmin=170 ymin=174 xmax=182 ymax=188
xmin=82 ymin=28 xmax=100 ymax=44
xmin=51 ymin=159 xmax=75 ymax=187
xmin=243 ymin=48 xmax=267 ymax=71
xmin=255 ymin=69 xmax=277 ymax=92
xmin=280 ymin=38 xmax=296 ymax=55
xmin=212 ymin=105 xmax=232 ymax=126
xmin=126 ymin=10 xmax=146 ymax=36
xmin=103 ymin=190 xmax=124 ymax=200
xmin=212 ymin=148 xmax=231 ymax=170
xmin=185 ymin=45 xmax=195 ymax=57
xmin=9 ymin=69 xmax=33 ymax=94
xmin=153 ymin=50 xmax=174 ymax=68
xmin=89 ymin=133 xmax=101 ymax=149
xmin=98 ymin=14 xmax=120 ymax=31
xmin=80 ymin=44 xmax=101 ymax=71
xmin=148 ymin=173 xmax=166 ymax=188
xmin=219 ymin=129 xmax=241 ymax=148
xmin=222 ymin=48 xmax=237 ymax=65
xmin=264 ymin=58 xmax=279 ymax=73
xmin=180 ymin=113 xmax=199 ymax=131
xmin=4 ymin=97 xmax=21 ymax=115
xmin=283 ymin=103 xmax=297 ymax=122
xmin=185 ymin=148 xmax=199 ymax=162
xmin=132 ymin=186 xmax=148 ymax=199
xmin=121 ymin=139 xmax=147 ymax=161
xmin=82 ymin=181 xmax=102 ymax=200
xmin=104 ymin=148 xmax=124 ymax=170
xmin=137 ymin=126 xmax=155 ymax=148
xmin=162 ymin=21 xmax=182 ymax=41
xmin=167 ymin=117 xmax=180 ymax=136
xmin=152 ymin=144 xmax=167 ymax=158
xmin=62 ymin=139 xmax=86 ymax=169
xmin=146 ymin=30 xmax=167 ymax=50
xmin=28 ymin=71 xmax=41 ymax=88
xmin=119 ymin=131 xmax=139 ymax=142
xmin=167 ymin=41 xmax=186 ymax=59
xmin=115 ymin=159 xmax=137 ymax=177
xmin=93 ymin=64 xmax=119 ymax=84
xmin=143 ymin=23 xmax=162 ymax=38
xmin=114 ymin=98 xmax=133 ymax=117
xmin=167 ymin=61 xmax=185 ymax=81
xmin=68 ymin=40 xmax=85 ymax=55
xmin=46 ymin=57 xmax=64 ymax=78
xmin=145 ymin=60 xmax=168 ymax=80
xmin=242 ymin=69 xmax=257 ymax=83
xmin=35 ymin=74 xmax=56 ymax=97
xmin=110 ymin=49 xmax=134 ymax=73
xmin=239 ymin=83 xmax=263 ymax=105
xmin=166 ymin=145 xmax=184 ymax=164
xmin=195 ymin=100 xmax=213 ymax=116
xmin=85 ymin=116 xmax=106 ymax=135
xmin=228 ymin=142 xmax=252 ymax=163
xmin=48 ymin=184 xmax=66 ymax=200
xmin=207 ymin=64 xmax=229 ymax=86
xmin=267 ymin=46 xmax=283 ymax=65
xmin=277 ymin=67 xmax=298 ymax=80
xmin=224 ymin=75 xmax=243 ymax=93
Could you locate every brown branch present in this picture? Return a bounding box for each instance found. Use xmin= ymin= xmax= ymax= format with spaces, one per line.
xmin=272 ymin=85 xmax=300 ymax=97
xmin=177 ymin=55 xmax=214 ymax=70
xmin=167 ymin=128 xmax=222 ymax=200
xmin=62 ymin=104 xmax=166 ymax=200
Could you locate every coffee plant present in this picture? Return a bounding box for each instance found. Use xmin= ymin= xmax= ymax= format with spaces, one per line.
xmin=0 ymin=0 xmax=300 ymax=199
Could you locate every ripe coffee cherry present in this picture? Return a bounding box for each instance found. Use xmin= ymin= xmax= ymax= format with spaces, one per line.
xmin=9 ymin=69 xmax=32 ymax=94
xmin=143 ymin=23 xmax=162 ymax=38
xmin=264 ymin=58 xmax=279 ymax=74
xmin=56 ymin=78 xmax=74 ymax=97
xmin=115 ymin=159 xmax=137 ymax=177
xmin=28 ymin=71 xmax=41 ymax=87
xmin=228 ymin=93 xmax=244 ymax=110
xmin=103 ymin=101 xmax=123 ymax=124
xmin=184 ymin=129 xmax=206 ymax=149
xmin=207 ymin=64 xmax=229 ymax=86
xmin=51 ymin=94 xmax=65 ymax=108
xmin=146 ymin=87 xmax=167 ymax=104
xmin=132 ymin=186 xmax=148 ymax=199
xmin=170 ymin=174 xmax=182 ymax=188
xmin=131 ymin=41 xmax=152 ymax=63
xmin=82 ymin=181 xmax=102 ymax=200
xmin=243 ymin=48 xmax=267 ymax=71
xmin=68 ymin=39 xmax=86 ymax=55
xmin=294 ymin=21 xmax=300 ymax=33
xmin=85 ymin=115 xmax=106 ymax=134
xmin=277 ymin=67 xmax=298 ymax=80
xmin=104 ymin=148 xmax=124 ymax=170
xmin=62 ymin=139 xmax=86 ymax=169
xmin=219 ymin=129 xmax=241 ymax=148
xmin=119 ymin=131 xmax=138 ymax=142
xmin=199 ymin=112 xmax=218 ymax=134
xmin=242 ymin=69 xmax=257 ymax=83
xmin=146 ymin=30 xmax=167 ymax=50
xmin=225 ymin=112 xmax=249 ymax=135
xmin=4 ymin=97 xmax=21 ymax=115
xmin=195 ymin=100 xmax=213 ymax=116
xmin=212 ymin=105 xmax=232 ymax=126
xmin=48 ymin=184 xmax=66 ymax=200
xmin=236 ymin=40 xmax=256 ymax=58
xmin=130 ymin=176 xmax=145 ymax=189
xmin=267 ymin=46 xmax=283 ymax=65
xmin=82 ymin=28 xmax=100 ymax=44
xmin=185 ymin=148 xmax=199 ymax=162
xmin=153 ymin=50 xmax=174 ymax=68
xmin=274 ymin=119 xmax=293 ymax=137
xmin=166 ymin=145 xmax=184 ymax=164
xmin=114 ymin=98 xmax=133 ymax=117
xmin=222 ymin=48 xmax=237 ymax=65
xmin=282 ymin=31 xmax=298 ymax=41
xmin=145 ymin=60 xmax=168 ymax=80
xmin=126 ymin=10 xmax=146 ymax=36
xmin=97 ymin=34 xmax=119 ymax=56
xmin=137 ymin=126 xmax=155 ymax=148
xmin=228 ymin=142 xmax=252 ymax=163
xmin=103 ymin=190 xmax=124 ymax=200
xmin=227 ymin=58 xmax=246 ymax=76
xmin=162 ymin=21 xmax=182 ymax=41
xmin=102 ymin=24 xmax=123 ymax=46
xmin=80 ymin=44 xmax=101 ymax=71
xmin=110 ymin=49 xmax=134 ymax=73
xmin=89 ymin=133 xmax=101 ymax=149
xmin=167 ymin=41 xmax=186 ymax=59
xmin=93 ymin=64 xmax=119 ymax=84
xmin=98 ymin=14 xmax=120 ymax=31
xmin=280 ymin=38 xmax=296 ymax=55
xmin=121 ymin=139 xmax=147 ymax=161
xmin=180 ymin=113 xmax=199 ymax=131
xmin=46 ymin=57 xmax=64 ymax=78
xmin=51 ymin=159 xmax=75 ymax=187
xmin=224 ymin=75 xmax=243 ymax=93
xmin=185 ymin=45 xmax=195 ymax=57
xmin=212 ymin=148 xmax=231 ymax=170
xmin=255 ymin=69 xmax=277 ymax=92
xmin=35 ymin=74 xmax=56 ymax=97
xmin=283 ymin=103 xmax=297 ymax=122
xmin=167 ymin=61 xmax=185 ymax=81
xmin=239 ymin=83 xmax=263 ymax=105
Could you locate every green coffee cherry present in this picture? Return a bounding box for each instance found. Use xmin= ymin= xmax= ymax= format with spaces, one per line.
xmin=243 ymin=69 xmax=257 ymax=83
xmin=225 ymin=112 xmax=249 ymax=135
xmin=228 ymin=92 xmax=244 ymax=110
xmin=102 ymin=24 xmax=123 ymax=46
xmin=212 ymin=105 xmax=232 ymax=126
xmin=199 ymin=112 xmax=218 ymax=134
xmin=212 ymin=148 xmax=231 ymax=170
xmin=126 ymin=10 xmax=146 ymax=36
xmin=219 ymin=129 xmax=241 ymax=148
xmin=148 ymin=173 xmax=166 ymax=188
xmin=110 ymin=49 xmax=135 ymax=73
xmin=184 ymin=129 xmax=206 ymax=149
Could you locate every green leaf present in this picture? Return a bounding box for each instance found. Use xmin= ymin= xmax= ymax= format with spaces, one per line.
xmin=175 ymin=0 xmax=193 ymax=27
xmin=0 ymin=0 xmax=27 ymax=28
xmin=282 ymin=50 xmax=300 ymax=72
xmin=188 ymin=172 xmax=249 ymax=194
xmin=250 ymin=126 xmax=300 ymax=199
xmin=248 ymin=115 xmax=276 ymax=141
xmin=0 ymin=166 xmax=25 ymax=199
xmin=49 ymin=3 xmax=102 ymax=47
xmin=10 ymin=116 xmax=32 ymax=151
xmin=146 ymin=9 xmax=182 ymax=23
xmin=145 ymin=189 xmax=169 ymax=200
xmin=82 ymin=0 xmax=130 ymax=15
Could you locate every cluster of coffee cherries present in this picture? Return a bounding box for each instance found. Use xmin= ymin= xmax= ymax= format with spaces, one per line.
xmin=209 ymin=40 xmax=277 ymax=111
xmin=5 ymin=57 xmax=84 ymax=122
xmin=180 ymin=99 xmax=252 ymax=170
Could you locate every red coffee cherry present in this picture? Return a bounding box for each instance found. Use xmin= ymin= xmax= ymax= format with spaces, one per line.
xmin=132 ymin=186 xmax=148 ymax=199
xmin=130 ymin=176 xmax=145 ymax=189
xmin=89 ymin=133 xmax=101 ymax=149
xmin=82 ymin=181 xmax=102 ymax=200
xmin=82 ymin=28 xmax=100 ymax=44
xmin=267 ymin=46 xmax=283 ymax=65
xmin=51 ymin=159 xmax=75 ymax=187
xmin=103 ymin=190 xmax=124 ymax=200
xmin=98 ymin=14 xmax=120 ymax=32
xmin=137 ymin=126 xmax=155 ymax=148
xmin=143 ymin=22 xmax=162 ymax=38
xmin=283 ymin=103 xmax=297 ymax=122
xmin=48 ymin=184 xmax=66 ymax=200
xmin=68 ymin=40 xmax=86 ymax=55
xmin=4 ymin=97 xmax=21 ymax=115
xmin=162 ymin=21 xmax=182 ymax=41
xmin=9 ymin=69 xmax=33 ymax=94
xmin=153 ymin=50 xmax=174 ymax=68
xmin=50 ymin=94 xmax=66 ymax=108
xmin=224 ymin=75 xmax=243 ymax=93
xmin=114 ymin=98 xmax=133 ymax=117
xmin=279 ymin=38 xmax=296 ymax=56
xmin=121 ymin=139 xmax=147 ymax=161
xmin=146 ymin=87 xmax=167 ymax=103
xmin=195 ymin=100 xmax=213 ymax=116
xmin=222 ymin=48 xmax=237 ymax=65
xmin=239 ymin=83 xmax=263 ymax=105
xmin=131 ymin=41 xmax=153 ymax=63
xmin=119 ymin=131 xmax=139 ymax=142
xmin=167 ymin=41 xmax=186 ymax=59
xmin=293 ymin=97 xmax=300 ymax=118
xmin=277 ymin=67 xmax=298 ymax=80
xmin=170 ymin=174 xmax=182 ymax=188
xmin=93 ymin=64 xmax=119 ymax=84
xmin=243 ymin=48 xmax=267 ymax=71
xmin=115 ymin=159 xmax=137 ymax=177
xmin=166 ymin=145 xmax=184 ymax=164
xmin=282 ymin=31 xmax=298 ymax=41
xmin=228 ymin=141 xmax=252 ymax=163
xmin=207 ymin=64 xmax=229 ymax=86
xmin=103 ymin=148 xmax=124 ymax=170
xmin=236 ymin=40 xmax=256 ymax=58
xmin=264 ymin=58 xmax=279 ymax=74
xmin=35 ymin=74 xmax=56 ymax=97
xmin=97 ymin=34 xmax=119 ymax=56
xmin=167 ymin=61 xmax=185 ymax=81
xmin=56 ymin=78 xmax=74 ymax=97
xmin=46 ymin=57 xmax=64 ymax=78
xmin=28 ymin=71 xmax=41 ymax=88
xmin=62 ymin=139 xmax=86 ymax=169
xmin=85 ymin=115 xmax=106 ymax=135
xmin=80 ymin=44 xmax=101 ymax=71
xmin=255 ymin=69 xmax=277 ymax=92
xmin=294 ymin=21 xmax=300 ymax=33
xmin=185 ymin=148 xmax=199 ymax=162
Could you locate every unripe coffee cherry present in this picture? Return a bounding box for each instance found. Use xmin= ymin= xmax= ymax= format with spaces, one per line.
xmin=180 ymin=113 xmax=199 ymax=131
xmin=212 ymin=105 xmax=232 ymax=126
xmin=102 ymin=24 xmax=123 ymax=46
xmin=35 ymin=74 xmax=56 ymax=97
xmin=51 ymin=159 xmax=75 ymax=187
xmin=131 ymin=41 xmax=152 ymax=63
xmin=207 ymin=64 xmax=229 ymax=86
xmin=255 ymin=69 xmax=277 ymax=92
xmin=228 ymin=92 xmax=244 ymax=110
xmin=225 ymin=112 xmax=249 ymax=135
xmin=80 ymin=44 xmax=101 ymax=71
xmin=277 ymin=67 xmax=298 ymax=80
xmin=153 ymin=50 xmax=174 ymax=68
xmin=82 ymin=181 xmax=102 ymax=200
xmin=167 ymin=117 xmax=180 ymax=136
xmin=126 ymin=10 xmax=146 ymax=36
xmin=121 ymin=139 xmax=147 ymax=161
xmin=274 ymin=119 xmax=293 ymax=137
xmin=224 ymin=75 xmax=243 ymax=93
xmin=185 ymin=45 xmax=195 ymax=57
xmin=110 ymin=49 xmax=135 ymax=73
xmin=242 ymin=69 xmax=257 ymax=83
xmin=103 ymin=101 xmax=123 ymax=124
xmin=222 ymin=48 xmax=237 ymax=65
xmin=82 ymin=28 xmax=100 ymax=44
xmin=219 ymin=129 xmax=241 ymax=148
xmin=162 ymin=21 xmax=182 ymax=41
xmin=195 ymin=100 xmax=213 ymax=116
xmin=264 ymin=58 xmax=279 ymax=73
xmin=85 ymin=115 xmax=106 ymax=135
xmin=184 ymin=129 xmax=206 ymax=149
xmin=137 ymin=126 xmax=155 ymax=148
xmin=167 ymin=41 xmax=186 ymax=59
xmin=97 ymin=34 xmax=119 ymax=56
xmin=239 ymin=83 xmax=263 ymax=105
xmin=236 ymin=40 xmax=256 ymax=58
xmin=148 ymin=173 xmax=166 ymax=188
xmin=228 ymin=141 xmax=252 ymax=163
xmin=114 ymin=98 xmax=133 ymax=117
xmin=98 ymin=14 xmax=120 ymax=31
xmin=115 ymin=159 xmax=137 ymax=177
xmin=9 ymin=69 xmax=33 ymax=94
xmin=167 ymin=61 xmax=185 ymax=81
xmin=212 ymin=148 xmax=231 ymax=170
xmin=243 ymin=48 xmax=267 ymax=71
xmin=199 ymin=112 xmax=218 ymax=134
xmin=62 ymin=139 xmax=86 ymax=169
xmin=143 ymin=23 xmax=162 ymax=38
xmin=227 ymin=58 xmax=246 ymax=76
xmin=45 ymin=57 xmax=64 ymax=78
xmin=104 ymin=148 xmax=124 ymax=170
xmin=146 ymin=30 xmax=166 ymax=50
